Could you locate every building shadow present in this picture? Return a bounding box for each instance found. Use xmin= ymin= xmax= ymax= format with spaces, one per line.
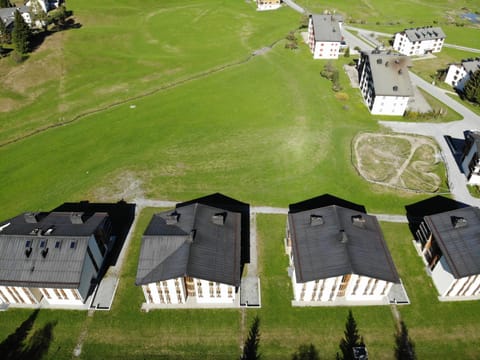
xmin=288 ymin=194 xmax=367 ymax=214
xmin=22 ymin=320 xmax=57 ymax=360
xmin=405 ymin=195 xmax=469 ymax=236
xmin=444 ymin=134 xmax=466 ymax=173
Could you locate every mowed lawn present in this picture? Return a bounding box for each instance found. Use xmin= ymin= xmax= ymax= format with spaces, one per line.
xmin=0 ymin=0 xmax=479 ymax=359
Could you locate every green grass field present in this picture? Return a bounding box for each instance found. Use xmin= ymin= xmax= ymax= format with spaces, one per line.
xmin=1 ymin=0 xmax=480 ymax=358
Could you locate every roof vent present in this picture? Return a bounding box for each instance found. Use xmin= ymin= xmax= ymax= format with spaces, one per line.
xmin=166 ymin=211 xmax=180 ymax=225
xmin=376 ymin=58 xmax=382 ymax=65
xmin=385 ymin=61 xmax=389 ymax=67
xmin=339 ymin=229 xmax=348 ymax=243
xmin=25 ymin=247 xmax=33 ymax=258
xmin=41 ymin=248 xmax=49 ymax=258
xmin=0 ymin=222 xmax=10 ymax=232
xmin=212 ymin=212 xmax=226 ymax=226
xmin=351 ymin=215 xmax=366 ymax=228
xmin=395 ymin=59 xmax=400 ymax=64
xmin=310 ymin=214 xmax=324 ymax=226
xmin=70 ymin=212 xmax=84 ymax=224
xmin=451 ymin=216 xmax=467 ymax=229
xmin=188 ymin=229 xmax=196 ymax=243
xmin=24 ymin=212 xmax=39 ymax=223
xmin=29 ymin=228 xmax=40 ymax=235
xmin=43 ymin=226 xmax=56 ymax=235
xmin=393 ymin=85 xmax=398 ymax=91
xmin=398 ymin=69 xmax=403 ymax=75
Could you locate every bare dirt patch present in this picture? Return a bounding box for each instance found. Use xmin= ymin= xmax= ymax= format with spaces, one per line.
xmin=89 ymin=170 xmax=146 ymax=202
xmin=353 ymin=132 xmax=444 ymax=192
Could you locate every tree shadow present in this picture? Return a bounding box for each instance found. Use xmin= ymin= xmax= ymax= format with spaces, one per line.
xmin=0 ymin=310 xmax=57 ymax=360
xmin=0 ymin=309 xmax=39 ymax=359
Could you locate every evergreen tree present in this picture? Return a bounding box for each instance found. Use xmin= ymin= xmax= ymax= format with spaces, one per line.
xmin=12 ymin=10 xmax=31 ymax=54
xmin=338 ymin=310 xmax=362 ymax=360
xmin=292 ymin=344 xmax=320 ymax=360
xmin=0 ymin=17 xmax=8 ymax=45
xmin=464 ymin=69 xmax=480 ymax=105
xmin=240 ymin=316 xmax=261 ymax=360
xmin=394 ymin=321 xmax=416 ymax=360
xmin=0 ymin=0 xmax=12 ymax=8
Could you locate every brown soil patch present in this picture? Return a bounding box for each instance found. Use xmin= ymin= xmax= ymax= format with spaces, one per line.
xmin=353 ymin=132 xmax=443 ymax=192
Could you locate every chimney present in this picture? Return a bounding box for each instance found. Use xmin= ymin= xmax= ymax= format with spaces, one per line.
xmin=339 ymin=229 xmax=348 ymax=243
xmin=351 ymin=215 xmax=366 ymax=228
xmin=70 ymin=212 xmax=84 ymax=224
xmin=166 ymin=211 xmax=179 ymax=225
xmin=212 ymin=212 xmax=226 ymax=226
xmin=376 ymin=58 xmax=382 ymax=64
xmin=24 ymin=212 xmax=38 ymax=223
xmin=393 ymin=85 xmax=398 ymax=91
xmin=451 ymin=216 xmax=467 ymax=229
xmin=310 ymin=214 xmax=324 ymax=226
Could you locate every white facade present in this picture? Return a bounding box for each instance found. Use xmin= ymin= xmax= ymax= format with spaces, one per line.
xmin=461 ymin=132 xmax=480 ymax=185
xmin=358 ymin=51 xmax=412 ymax=116
xmin=445 ymin=64 xmax=469 ymax=90
xmin=430 ymin=257 xmax=480 ymax=298
xmin=142 ymin=277 xmax=236 ymax=305
xmin=393 ymin=30 xmax=445 ymax=56
xmin=307 ymin=16 xmax=341 ymax=59
xmin=256 ymin=0 xmax=281 ymax=11
xmin=289 ymin=254 xmax=392 ymax=303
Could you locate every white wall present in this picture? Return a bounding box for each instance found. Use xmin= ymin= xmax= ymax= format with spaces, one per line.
xmin=142 ymin=277 xmax=235 ymax=305
xmin=461 ymin=142 xmax=480 ymax=185
xmin=0 ymin=286 xmax=39 ymax=305
xmin=257 ymin=0 xmax=281 ymax=11
xmin=445 ymin=64 xmax=468 ymax=89
xmin=39 ymin=288 xmax=83 ymax=305
xmin=394 ymin=33 xmax=444 ymax=56
xmin=431 ymin=256 xmax=456 ymax=296
xmin=371 ymin=95 xmax=409 ymax=116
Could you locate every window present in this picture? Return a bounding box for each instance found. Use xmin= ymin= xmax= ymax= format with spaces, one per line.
xmin=55 ymin=241 xmax=61 ymax=249
xmin=40 ymin=240 xmax=46 ymax=248
xmin=70 ymin=241 xmax=76 ymax=249
xmin=216 ymin=284 xmax=221 ymax=298
xmin=25 ymin=240 xmax=31 ymax=248
xmin=42 ymin=288 xmax=51 ymax=299
xmin=73 ymin=290 xmax=81 ymax=300
xmin=209 ymin=282 xmax=214 ymax=297
xmin=228 ymin=287 xmax=232 ymax=298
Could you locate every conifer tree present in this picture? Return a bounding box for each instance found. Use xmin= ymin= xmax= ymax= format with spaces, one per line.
xmin=12 ymin=10 xmax=31 ymax=54
xmin=394 ymin=321 xmax=416 ymax=360
xmin=0 ymin=17 xmax=8 ymax=45
xmin=338 ymin=310 xmax=362 ymax=360
xmin=241 ymin=316 xmax=261 ymax=360
xmin=0 ymin=0 xmax=12 ymax=8
xmin=464 ymin=69 xmax=480 ymax=105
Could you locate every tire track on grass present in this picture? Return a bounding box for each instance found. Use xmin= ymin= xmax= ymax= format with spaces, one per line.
xmin=0 ymin=37 xmax=286 ymax=149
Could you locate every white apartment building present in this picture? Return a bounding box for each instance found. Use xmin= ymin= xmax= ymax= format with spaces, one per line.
xmin=136 ymin=194 xmax=246 ymax=306
xmin=256 ymin=0 xmax=281 ymax=11
xmin=307 ymin=14 xmax=343 ymax=59
xmin=415 ymin=207 xmax=480 ymax=300
xmin=358 ymin=50 xmax=413 ymax=116
xmin=0 ymin=209 xmax=113 ymax=307
xmin=393 ymin=26 xmax=446 ymax=56
xmin=445 ymin=58 xmax=480 ymax=91
xmin=286 ymin=196 xmax=401 ymax=305
xmin=460 ymin=131 xmax=480 ymax=185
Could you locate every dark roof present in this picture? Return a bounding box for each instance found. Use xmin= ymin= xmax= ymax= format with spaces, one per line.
xmin=0 ymin=211 xmax=108 ymax=288
xmin=288 ymin=204 xmax=400 ymax=283
xmin=425 ymin=207 xmax=480 ymax=278
xmin=400 ymin=26 xmax=446 ymax=41
xmin=361 ymin=50 xmax=413 ymax=97
xmin=310 ymin=14 xmax=342 ymax=42
xmin=136 ymin=199 xmax=243 ymax=287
